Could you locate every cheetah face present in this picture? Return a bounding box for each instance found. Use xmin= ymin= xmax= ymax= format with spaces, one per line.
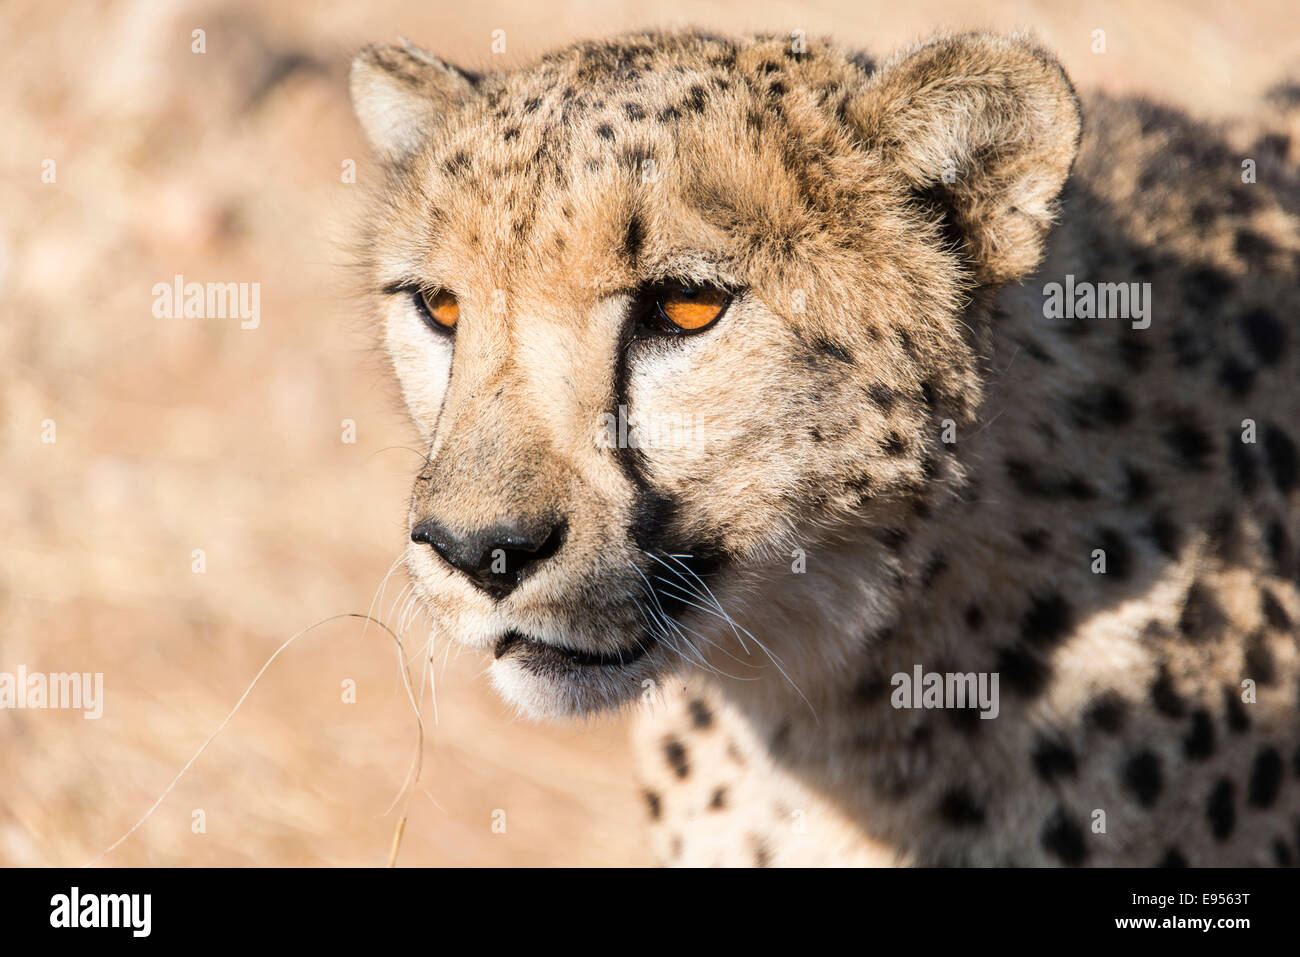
xmin=351 ymin=32 xmax=1080 ymax=717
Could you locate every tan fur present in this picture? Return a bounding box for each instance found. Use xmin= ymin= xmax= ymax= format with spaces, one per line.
xmin=351 ymin=29 xmax=1300 ymax=866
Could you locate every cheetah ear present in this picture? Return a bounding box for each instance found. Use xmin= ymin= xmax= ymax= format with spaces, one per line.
xmin=349 ymin=40 xmax=480 ymax=164
xmin=848 ymin=33 xmax=1081 ymax=286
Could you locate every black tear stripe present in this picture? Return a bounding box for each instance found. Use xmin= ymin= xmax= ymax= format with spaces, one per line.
xmin=623 ymin=213 xmax=644 ymax=263
xmin=608 ymin=320 xmax=726 ymax=625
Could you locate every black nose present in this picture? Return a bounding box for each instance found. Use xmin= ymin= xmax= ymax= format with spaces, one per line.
xmin=410 ymin=516 xmax=565 ymax=599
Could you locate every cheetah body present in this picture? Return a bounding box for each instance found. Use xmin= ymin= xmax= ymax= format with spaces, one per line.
xmin=637 ymin=84 xmax=1300 ymax=867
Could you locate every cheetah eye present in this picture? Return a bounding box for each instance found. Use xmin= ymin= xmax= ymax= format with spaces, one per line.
xmin=634 ymin=283 xmax=733 ymax=338
xmin=413 ymin=288 xmax=459 ymax=331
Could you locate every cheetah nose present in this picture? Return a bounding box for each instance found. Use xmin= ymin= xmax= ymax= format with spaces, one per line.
xmin=410 ymin=516 xmax=566 ymax=599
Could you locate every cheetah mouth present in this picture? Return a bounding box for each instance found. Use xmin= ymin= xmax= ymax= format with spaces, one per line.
xmin=493 ymin=629 xmax=656 ymax=668
xmin=490 ymin=549 xmax=722 ymax=673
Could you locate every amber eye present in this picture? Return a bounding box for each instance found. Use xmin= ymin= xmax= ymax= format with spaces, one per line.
xmin=415 ymin=289 xmax=458 ymax=330
xmin=652 ymin=285 xmax=732 ymax=333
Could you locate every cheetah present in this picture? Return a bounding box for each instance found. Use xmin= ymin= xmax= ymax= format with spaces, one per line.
xmin=349 ymin=29 xmax=1300 ymax=866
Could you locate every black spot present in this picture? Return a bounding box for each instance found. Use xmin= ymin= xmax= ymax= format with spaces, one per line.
xmin=1183 ymin=265 xmax=1236 ymax=309
xmin=684 ymin=84 xmax=708 ymax=114
xmin=816 ymin=338 xmax=853 ymax=364
xmin=1261 ymin=589 xmax=1291 ymax=630
xmin=851 ymin=668 xmax=890 ymax=705
xmin=767 ymin=79 xmax=786 ymax=97
xmin=1248 ymin=747 xmax=1283 ymax=807
xmin=921 ymin=554 xmax=948 ymax=586
xmin=1021 ymin=593 xmax=1072 ymax=647
xmin=1094 ymin=528 xmax=1133 ymax=580
xmin=1223 ymin=686 xmax=1251 ymax=733
xmin=1032 ymin=738 xmax=1078 ymax=781
xmin=1146 ymin=512 xmax=1181 ymax=557
xmin=1206 ymin=510 xmax=1241 ymax=562
xmin=1178 ymin=582 xmax=1227 ymax=641
xmin=1019 ymin=337 xmax=1055 ymax=364
xmin=1266 ymin=521 xmax=1294 ymax=578
xmin=1006 ymin=460 xmax=1095 ymax=500
xmin=1264 ymin=425 xmax=1299 ymax=493
xmin=1228 ymin=185 xmax=1264 ymax=214
xmin=1273 ymin=840 xmax=1294 ymax=867
xmin=1159 ymin=847 xmax=1189 ymax=867
xmin=1151 ymin=666 xmax=1187 ymax=718
xmin=1040 ymin=808 xmax=1087 ymax=865
xmin=623 ymin=102 xmax=645 ymax=120
xmin=644 ymin=789 xmax=661 ymax=819
xmin=1163 ymin=421 xmax=1214 ymax=471
xmin=595 ymin=123 xmax=615 ymax=140
xmin=1240 ymin=307 xmax=1287 ymax=364
xmin=878 ymin=527 xmax=909 ymax=551
xmin=1068 ymin=385 xmax=1133 ymax=428
xmin=522 ymin=96 xmax=541 ymax=114
xmin=847 ymin=50 xmax=875 ymax=74
xmin=939 ymin=788 xmax=986 ymax=826
xmin=1019 ymin=529 xmax=1050 ymax=554
xmin=882 ymin=431 xmax=908 ymax=456
xmin=656 ymin=106 xmax=681 ymax=123
xmin=709 ymin=787 xmax=726 ymax=810
xmin=663 ymin=738 xmax=689 ymax=779
xmin=1171 ymin=329 xmax=1207 ymax=368
xmin=1122 ymin=750 xmax=1163 ymax=807
xmin=1244 ymin=631 xmax=1277 ymax=686
xmin=1228 ymin=436 xmax=1260 ymax=494
xmin=1085 ymin=694 xmax=1127 ymax=734
xmin=995 ymin=644 xmax=1050 ymax=696
xmin=1218 ymin=356 xmax=1257 ymax=398
xmin=1183 ymin=709 xmax=1215 ymax=759
xmin=1235 ymin=229 xmax=1277 ymax=261
xmin=1206 ymin=778 xmax=1236 ymax=840
xmin=1118 ymin=335 xmax=1153 ymax=372
xmin=442 ymin=150 xmax=472 ymax=176
xmin=502 ymin=126 xmax=520 ymax=141
xmin=1124 ymin=466 xmax=1153 ymax=503
xmin=688 ymin=699 xmax=714 ymax=730
xmin=946 ymin=703 xmax=983 ymax=734
xmin=866 ymin=383 xmax=896 ymax=411
xmin=769 ymin=720 xmax=791 ymax=757
xmin=963 ymin=604 xmax=984 ymax=631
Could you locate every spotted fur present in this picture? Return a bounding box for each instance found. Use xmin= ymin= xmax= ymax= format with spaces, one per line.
xmin=350 ymin=30 xmax=1300 ymax=866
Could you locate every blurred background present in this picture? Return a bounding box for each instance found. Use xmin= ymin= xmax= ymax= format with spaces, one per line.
xmin=2 ymin=0 xmax=1295 ymax=866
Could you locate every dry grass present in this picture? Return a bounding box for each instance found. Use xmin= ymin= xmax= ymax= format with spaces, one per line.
xmin=2 ymin=0 xmax=1294 ymax=866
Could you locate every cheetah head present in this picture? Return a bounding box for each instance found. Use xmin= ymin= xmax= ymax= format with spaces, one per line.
xmin=350 ymin=30 xmax=1080 ymax=717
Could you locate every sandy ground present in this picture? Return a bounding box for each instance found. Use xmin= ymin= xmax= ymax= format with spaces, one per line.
xmin=2 ymin=0 xmax=1296 ymax=866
